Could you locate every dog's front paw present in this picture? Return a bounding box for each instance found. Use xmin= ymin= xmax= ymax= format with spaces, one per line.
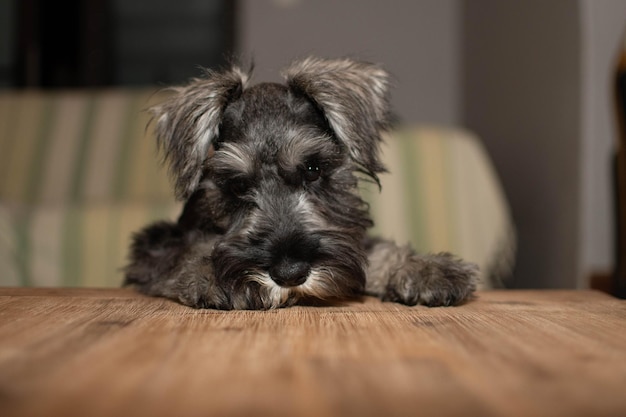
xmin=171 ymin=272 xmax=219 ymax=309
xmin=383 ymin=252 xmax=478 ymax=307
xmin=130 ymin=269 xmax=227 ymax=310
xmin=126 ymin=231 xmax=230 ymax=309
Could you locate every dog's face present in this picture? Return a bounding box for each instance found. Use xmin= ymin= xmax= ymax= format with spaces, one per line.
xmin=151 ymin=58 xmax=391 ymax=309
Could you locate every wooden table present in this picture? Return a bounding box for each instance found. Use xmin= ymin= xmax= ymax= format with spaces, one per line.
xmin=0 ymin=288 xmax=625 ymax=417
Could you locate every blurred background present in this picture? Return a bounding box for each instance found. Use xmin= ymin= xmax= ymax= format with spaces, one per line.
xmin=1 ymin=0 xmax=625 ymax=292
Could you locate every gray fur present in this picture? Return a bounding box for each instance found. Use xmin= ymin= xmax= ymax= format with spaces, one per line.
xmin=125 ymin=57 xmax=477 ymax=310
xmin=284 ymin=57 xmax=390 ymax=181
xmin=151 ymin=65 xmax=250 ymax=200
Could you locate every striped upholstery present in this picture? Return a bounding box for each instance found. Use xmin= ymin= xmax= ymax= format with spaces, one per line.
xmin=0 ymin=89 xmax=180 ymax=287
xmin=363 ymin=127 xmax=515 ymax=288
xmin=0 ymin=89 xmax=514 ymax=289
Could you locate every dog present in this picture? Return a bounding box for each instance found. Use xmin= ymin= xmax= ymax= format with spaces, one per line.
xmin=124 ymin=57 xmax=478 ymax=310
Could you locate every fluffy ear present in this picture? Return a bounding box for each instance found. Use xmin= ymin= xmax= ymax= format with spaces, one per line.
xmin=150 ymin=66 xmax=250 ymax=200
xmin=283 ymin=57 xmax=391 ymax=180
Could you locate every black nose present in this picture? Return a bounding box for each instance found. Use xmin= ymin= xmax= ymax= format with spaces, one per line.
xmin=269 ymin=258 xmax=310 ymax=287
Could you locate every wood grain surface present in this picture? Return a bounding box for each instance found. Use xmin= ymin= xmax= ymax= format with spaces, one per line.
xmin=0 ymin=288 xmax=625 ymax=417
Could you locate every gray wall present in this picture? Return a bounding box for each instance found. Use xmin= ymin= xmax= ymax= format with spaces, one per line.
xmin=462 ymin=0 xmax=582 ymax=288
xmin=237 ymin=0 xmax=462 ymax=125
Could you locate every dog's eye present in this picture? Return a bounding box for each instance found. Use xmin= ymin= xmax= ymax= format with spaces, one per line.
xmin=303 ymin=163 xmax=321 ymax=183
xmin=228 ymin=179 xmax=250 ymax=196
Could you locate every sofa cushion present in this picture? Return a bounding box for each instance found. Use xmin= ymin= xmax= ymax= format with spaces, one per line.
xmin=363 ymin=126 xmax=515 ymax=288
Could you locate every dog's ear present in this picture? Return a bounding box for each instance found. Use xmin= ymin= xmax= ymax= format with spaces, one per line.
xmin=150 ymin=66 xmax=250 ymax=200
xmin=284 ymin=57 xmax=391 ymax=180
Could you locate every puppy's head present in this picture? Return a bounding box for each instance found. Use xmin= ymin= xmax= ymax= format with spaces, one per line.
xmin=151 ymin=57 xmax=391 ymax=308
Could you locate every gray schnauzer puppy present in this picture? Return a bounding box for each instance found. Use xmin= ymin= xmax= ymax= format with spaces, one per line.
xmin=124 ymin=57 xmax=478 ymax=310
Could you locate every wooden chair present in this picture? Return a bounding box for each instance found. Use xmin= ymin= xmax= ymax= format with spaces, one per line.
xmin=614 ymin=32 xmax=626 ymax=298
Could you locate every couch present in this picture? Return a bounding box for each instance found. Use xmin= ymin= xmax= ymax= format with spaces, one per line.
xmin=0 ymin=89 xmax=515 ymax=289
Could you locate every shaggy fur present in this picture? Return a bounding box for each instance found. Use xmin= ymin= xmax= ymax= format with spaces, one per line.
xmin=124 ymin=57 xmax=478 ymax=310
